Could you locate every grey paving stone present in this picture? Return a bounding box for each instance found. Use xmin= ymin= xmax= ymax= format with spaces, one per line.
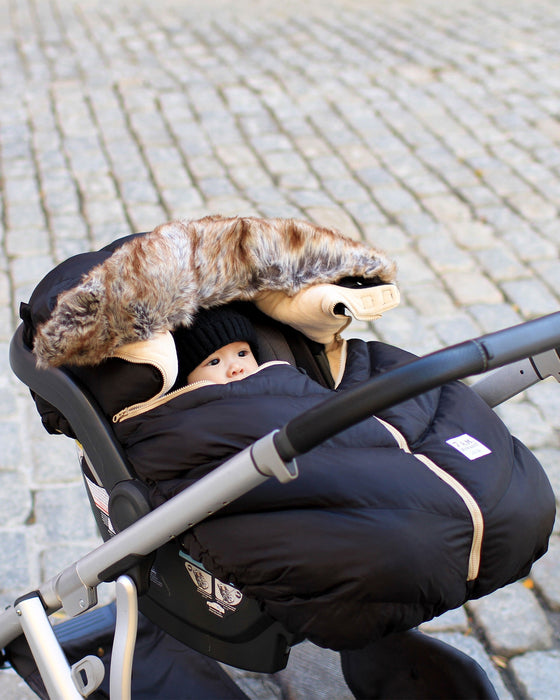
xmin=398 ymin=212 xmax=441 ymax=239
xmin=446 ymin=221 xmax=498 ymax=250
xmin=373 ymin=306 xmax=442 ymax=356
xmin=0 ymin=472 xmax=31 ymax=527
xmin=126 ymin=204 xmax=169 ymax=232
xmin=432 ymin=312 xmax=482 ymax=346
xmin=417 ymin=235 xmax=475 ymax=274
xmin=29 ymin=428 xmax=82 ymax=485
xmin=509 ymin=649 xmax=560 ymax=700
xmin=467 ymin=582 xmax=554 ymax=657
xmin=509 ymin=193 xmax=557 ymax=224
xmin=0 ymin=668 xmax=37 ymax=699
xmin=502 ymin=277 xmax=560 ymax=318
xmin=393 ymin=249 xmax=439 ymax=287
xmin=119 ymin=179 xmax=160 ymax=204
xmin=261 ymin=151 xmax=309 ymax=176
xmin=365 ymin=223 xmax=409 ymax=253
xmin=531 ymin=536 xmax=560 ymax=612
xmin=473 ymin=245 xmax=529 ymax=282
xmin=33 ymin=485 xmax=100 ymax=543
xmin=402 ymin=282 xmax=457 ymax=321
xmin=502 ymin=229 xmax=558 ymax=263
xmin=467 ymin=303 xmax=523 ymax=334
xmin=344 ymin=200 xmax=388 ymax=226
xmin=290 ymin=189 xmax=335 ymax=208
xmin=0 ymin=420 xmax=24 ymax=470
xmin=0 ymin=526 xmax=43 ymax=596
xmin=49 ymin=214 xmax=89 ymax=240
xmin=419 ymin=605 xmax=470 ymax=634
xmin=0 ymin=380 xmax=18 ymax=419
xmin=82 ymin=199 xmax=129 ymax=229
xmin=533 ymin=447 xmax=560 ymax=498
xmin=531 ymin=258 xmax=560 ymax=296
xmin=442 ymin=269 xmax=504 ymax=306
xmin=494 ymin=400 xmax=557 ymax=450
xmin=459 ymin=184 xmax=504 ymax=208
xmin=42 ymin=186 xmax=81 ymax=216
xmin=371 ymin=184 xmax=422 ymax=216
xmin=10 ymin=253 xmax=53 ymax=285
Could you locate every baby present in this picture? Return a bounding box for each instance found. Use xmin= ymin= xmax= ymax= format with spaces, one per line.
xmin=173 ymin=306 xmax=261 ymax=386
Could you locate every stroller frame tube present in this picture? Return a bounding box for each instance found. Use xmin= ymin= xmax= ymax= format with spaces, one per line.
xmin=110 ymin=576 xmax=138 ymax=700
xmin=0 ymin=431 xmax=297 ymax=651
xmin=14 ymin=594 xmax=82 ymax=699
xmin=471 ymin=348 xmax=560 ymax=407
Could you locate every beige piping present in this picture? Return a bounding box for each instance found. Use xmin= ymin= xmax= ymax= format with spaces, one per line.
xmin=376 ymin=417 xmax=483 ymax=581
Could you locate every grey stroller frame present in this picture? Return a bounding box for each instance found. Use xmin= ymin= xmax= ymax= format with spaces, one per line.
xmin=2 ymin=311 xmax=560 ymax=698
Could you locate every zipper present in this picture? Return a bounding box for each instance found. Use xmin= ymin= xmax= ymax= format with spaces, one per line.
xmin=113 ymin=361 xmax=290 ymax=423
xmin=113 ymin=379 xmax=212 ymax=423
xmin=375 ymin=417 xmax=483 ymax=581
xmin=414 ymin=454 xmax=484 ymax=581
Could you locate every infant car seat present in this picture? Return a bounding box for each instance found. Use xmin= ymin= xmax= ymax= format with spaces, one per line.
xmin=11 ymin=299 xmax=340 ymax=673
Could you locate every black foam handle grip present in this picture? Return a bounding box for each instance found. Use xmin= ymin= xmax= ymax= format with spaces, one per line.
xmin=275 ymin=312 xmax=560 ymax=461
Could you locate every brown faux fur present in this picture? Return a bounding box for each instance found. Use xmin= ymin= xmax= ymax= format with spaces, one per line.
xmin=33 ymin=216 xmax=396 ymax=367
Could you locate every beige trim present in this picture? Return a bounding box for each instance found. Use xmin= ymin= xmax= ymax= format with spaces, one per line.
xmin=413 ymin=454 xmax=484 ymax=581
xmin=113 ymin=331 xmax=178 ymax=395
xmin=375 ymin=417 xmax=483 ymax=581
xmin=326 ymin=337 xmax=347 ymax=388
xmin=375 ymin=417 xmax=409 ymax=451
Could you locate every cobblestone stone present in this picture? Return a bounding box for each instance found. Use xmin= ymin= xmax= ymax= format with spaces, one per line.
xmin=531 ymin=536 xmax=560 ymax=612
xmin=467 ymin=303 xmax=523 ymax=334
xmin=467 ymin=582 xmax=554 ymax=657
xmin=34 ymin=484 xmax=100 ymax=543
xmin=501 ymin=277 xmax=560 ymax=318
xmin=509 ymin=649 xmax=560 ymax=700
xmin=0 ymin=420 xmax=25 ymax=471
xmin=419 ymin=606 xmax=470 ymax=634
xmin=442 ymin=269 xmax=504 ymax=306
xmin=494 ymin=401 xmax=558 ymax=450
xmin=2 ymin=1 xmax=560 ymax=697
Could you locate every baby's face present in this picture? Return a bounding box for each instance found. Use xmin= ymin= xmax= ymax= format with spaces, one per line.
xmin=187 ymin=341 xmax=259 ymax=384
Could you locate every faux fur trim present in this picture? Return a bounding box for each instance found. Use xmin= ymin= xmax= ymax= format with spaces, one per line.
xmin=33 ymin=216 xmax=396 ymax=367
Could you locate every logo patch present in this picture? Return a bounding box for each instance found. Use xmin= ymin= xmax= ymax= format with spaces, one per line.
xmin=181 ymin=552 xmax=243 ymax=618
xmin=446 ymin=434 xmax=491 ymax=461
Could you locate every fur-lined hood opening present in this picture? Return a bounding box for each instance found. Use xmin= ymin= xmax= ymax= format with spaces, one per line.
xmin=28 ymin=216 xmax=397 ymax=368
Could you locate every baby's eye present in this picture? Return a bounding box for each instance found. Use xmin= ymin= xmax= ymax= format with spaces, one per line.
xmin=207 ymin=357 xmax=220 ymax=366
xmin=238 ymin=349 xmax=249 ymax=358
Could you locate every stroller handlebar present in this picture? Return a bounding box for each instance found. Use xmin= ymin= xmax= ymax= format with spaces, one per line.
xmin=275 ymin=311 xmax=560 ymax=461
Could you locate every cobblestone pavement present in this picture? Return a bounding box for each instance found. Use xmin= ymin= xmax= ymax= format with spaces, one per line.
xmin=1 ymin=0 xmax=560 ymax=697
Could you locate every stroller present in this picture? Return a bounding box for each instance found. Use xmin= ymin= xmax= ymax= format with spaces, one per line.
xmin=1 ymin=217 xmax=559 ymax=699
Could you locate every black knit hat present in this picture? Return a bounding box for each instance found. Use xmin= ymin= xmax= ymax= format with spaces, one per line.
xmin=173 ymin=306 xmax=259 ymax=381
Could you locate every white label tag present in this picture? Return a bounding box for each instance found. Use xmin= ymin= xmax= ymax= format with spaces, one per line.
xmin=446 ymin=434 xmax=491 ymax=461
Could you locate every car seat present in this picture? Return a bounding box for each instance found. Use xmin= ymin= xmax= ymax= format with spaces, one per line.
xmin=9 ymin=302 xmax=341 ymax=674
